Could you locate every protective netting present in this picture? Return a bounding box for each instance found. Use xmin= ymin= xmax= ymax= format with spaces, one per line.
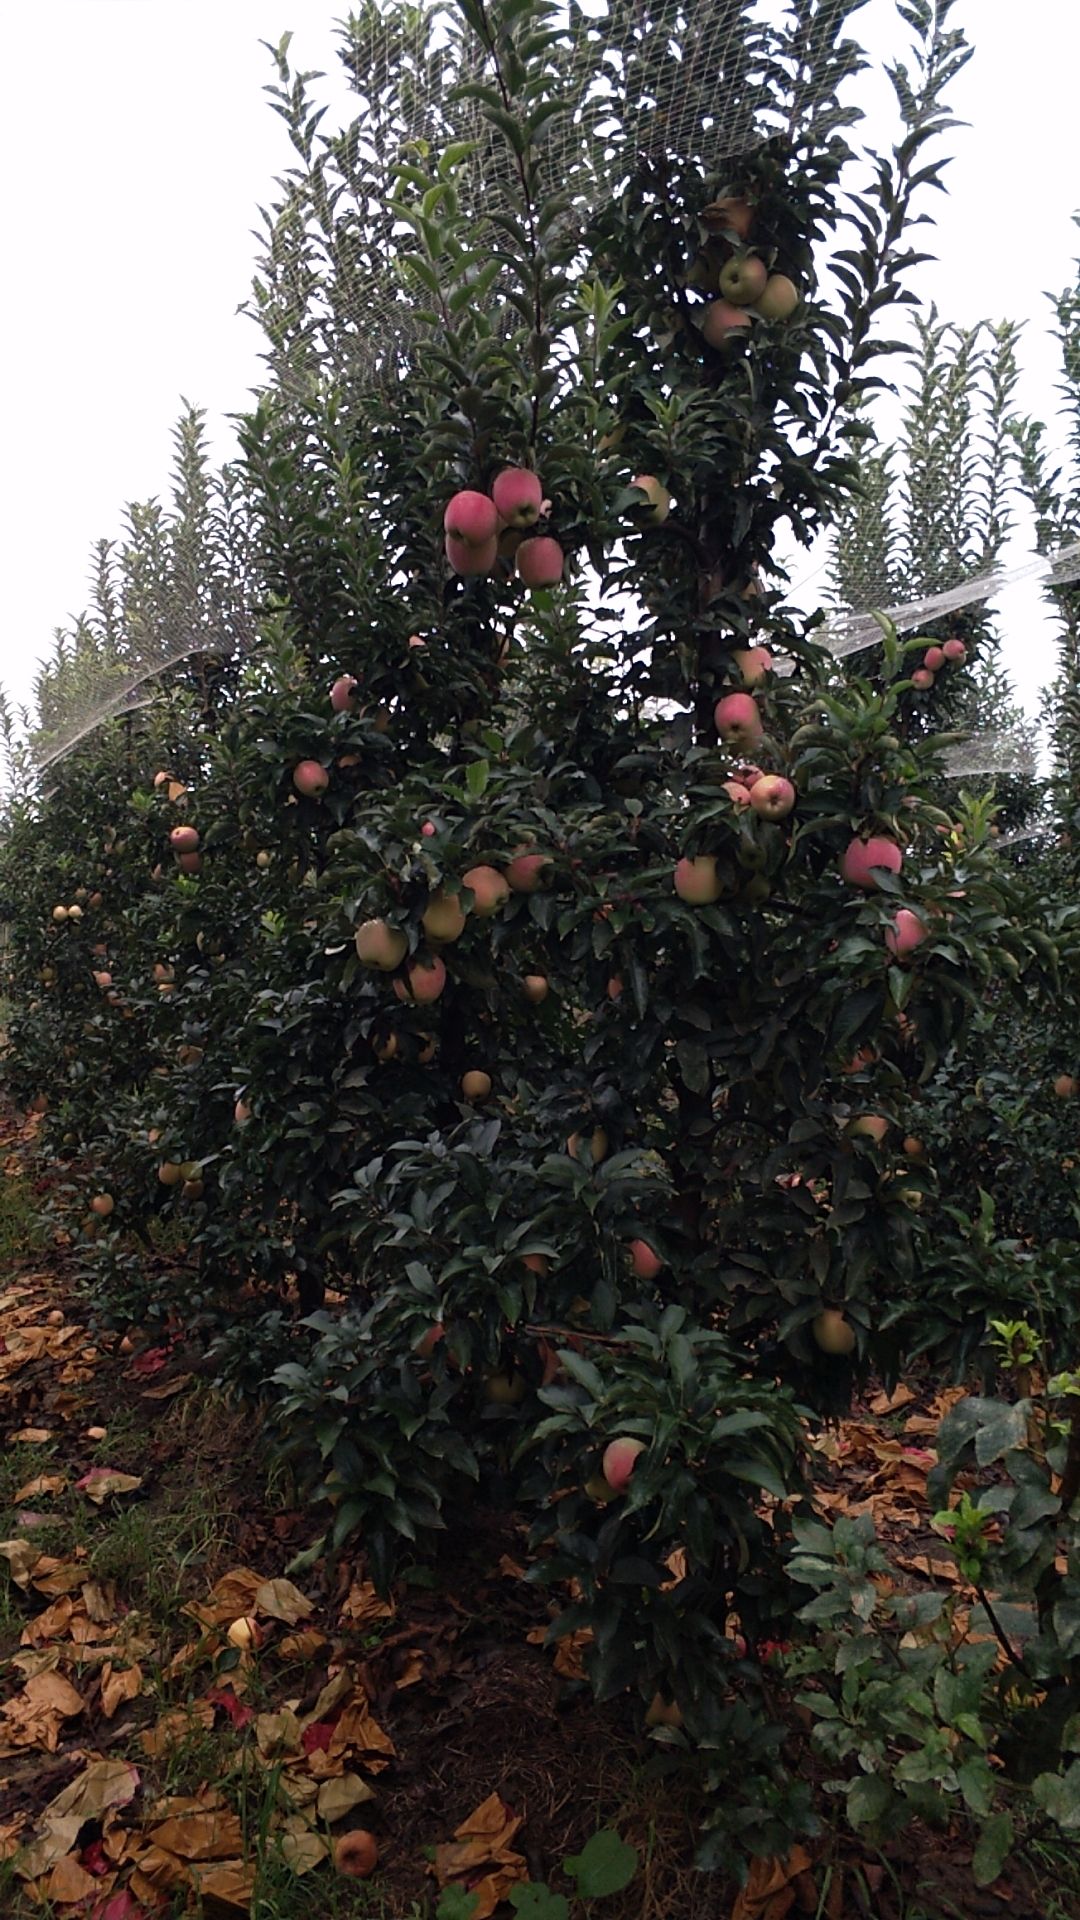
xmin=19 ymin=2 xmax=1080 ymax=778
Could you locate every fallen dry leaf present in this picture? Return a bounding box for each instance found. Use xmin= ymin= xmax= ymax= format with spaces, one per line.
xmin=15 ymin=1758 xmax=139 ymax=1880
xmin=139 ymin=1700 xmax=215 ymax=1758
xmin=13 ymin=1474 xmax=67 ymax=1503
xmin=730 ymin=1846 xmax=814 ymax=1920
xmin=77 ymin=1469 xmax=143 ymax=1505
xmin=868 ymin=1383 xmax=916 ymax=1416
xmin=101 ymin=1661 xmax=143 ymax=1719
xmin=255 ymin=1576 xmax=314 ymax=1625
xmin=433 ymin=1790 xmax=528 ymax=1915
xmin=316 ymin=1772 xmax=376 ymax=1824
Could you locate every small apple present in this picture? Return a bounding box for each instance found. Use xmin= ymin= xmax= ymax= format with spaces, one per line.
xmin=567 ymin=1128 xmax=608 ymax=1163
xmin=176 ymin=852 xmax=201 ymax=874
xmin=911 ymin=668 xmax=935 ymax=691
xmin=461 ymin=1070 xmax=492 ymax=1101
xmin=885 ymin=908 xmax=927 ymax=957
xmin=812 ymin=1309 xmax=856 ymax=1356
xmin=523 ymin=974 xmax=549 ymax=1004
xmin=602 ymin=1436 xmax=647 ymax=1492
xmin=753 ymin=274 xmax=799 ymax=320
xmin=334 ymin=1831 xmax=379 ymax=1879
xmin=628 ymin=1239 xmax=663 ymax=1281
xmin=416 ymin=1322 xmax=444 ymax=1360
xmin=395 ymin=956 xmax=447 ymax=1004
xmin=90 ymin=1194 xmax=114 ymax=1218
xmin=714 ymin=692 xmax=763 ymax=748
xmin=446 ymin=532 xmax=498 ymax=576
xmin=234 ymin=1099 xmax=252 ymax=1126
xmin=355 ymin=920 xmax=408 ymax=970
xmin=158 ymin=1162 xmax=184 ymax=1187
xmin=733 ymin=646 xmax=772 ymax=686
xmin=1053 ymin=1073 xmax=1077 ymax=1099
xmin=293 ymin=760 xmax=329 ymax=798
xmin=718 ymin=253 xmax=768 ymax=306
xmin=723 ymin=780 xmax=752 ymax=807
xmin=463 ymin=865 xmax=510 ymax=917
xmin=330 ymin=674 xmax=359 ymax=712
xmin=674 ymin=855 xmax=723 ymax=905
xmin=484 ymin=1371 xmax=527 ymax=1406
xmin=922 ymin=646 xmax=945 ymax=671
xmin=504 ymin=851 xmax=550 ymax=893
xmin=422 ymin=892 xmax=467 ymax=943
xmin=942 ymin=638 xmax=967 ymax=663
xmin=444 ymin=489 xmax=499 ymax=547
xmin=517 ymin=536 xmax=564 ymax=588
xmin=840 ymin=836 xmax=902 ymax=889
xmin=748 ymin=775 xmax=796 ymax=821
xmin=701 ymin=299 xmax=753 ymax=347
xmin=847 ymin=1114 xmax=888 ymax=1145
xmin=67 ymin=904 xmax=83 ymax=920
xmin=629 ymin=474 xmax=671 ymax=524
xmin=226 ymin=1615 xmax=261 ymax=1651
xmin=491 ymin=467 xmax=543 ymax=528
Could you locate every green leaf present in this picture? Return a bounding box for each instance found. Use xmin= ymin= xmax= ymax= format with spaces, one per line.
xmin=564 ymin=1829 xmax=638 ymax=1898
xmin=436 ymin=1887 xmax=481 ymax=1920
xmin=846 ymin=1773 xmax=893 ymax=1829
xmin=972 ymin=1812 xmax=1013 ymax=1887
xmin=510 ymin=1884 xmax=570 ymax=1920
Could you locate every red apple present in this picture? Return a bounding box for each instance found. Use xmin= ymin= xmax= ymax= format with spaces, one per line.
xmin=847 ymin=1114 xmax=888 ymax=1144
xmin=330 ymin=674 xmax=359 ymax=712
xmin=395 ymin=956 xmax=447 ymax=1004
xmin=628 ymin=1239 xmax=663 ymax=1280
xmin=234 ymin=1099 xmax=252 ymax=1126
xmin=444 ymin=489 xmax=499 ymax=547
xmin=723 ymin=780 xmax=752 ymax=807
xmin=942 ymin=638 xmax=967 ymax=663
xmin=885 ymin=909 xmax=927 ymax=957
xmin=840 ymin=836 xmax=902 ymax=889
xmin=718 ymin=254 xmax=768 ymax=307
xmin=355 ymin=920 xmax=408 ymax=970
xmin=911 ymin=668 xmax=935 ymax=691
xmin=602 ymin=1436 xmax=647 ymax=1492
xmin=169 ymin=825 xmax=199 ymax=854
xmin=293 ymin=760 xmax=329 ymax=798
xmin=446 ymin=533 xmax=498 ymax=576
xmin=517 ymin=536 xmax=564 ymax=588
xmin=749 ymin=775 xmax=796 ymax=820
xmin=504 ymin=851 xmax=550 ymax=893
xmin=491 ymin=468 xmax=543 ymax=528
xmin=523 ymin=974 xmax=549 ymax=1004
xmin=674 ymin=855 xmax=723 ymax=904
xmin=1053 ymin=1074 xmax=1076 ymax=1099
xmin=701 ymin=299 xmax=753 ymax=347
xmin=922 ymin=646 xmax=945 ymax=672
xmin=177 ymin=852 xmax=201 ymax=874
xmin=714 ymin=692 xmax=763 ymax=748
xmin=333 ymin=1830 xmax=378 ymax=1879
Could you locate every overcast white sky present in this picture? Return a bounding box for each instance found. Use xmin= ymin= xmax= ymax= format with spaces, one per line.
xmin=1 ymin=0 xmax=1077 ymax=731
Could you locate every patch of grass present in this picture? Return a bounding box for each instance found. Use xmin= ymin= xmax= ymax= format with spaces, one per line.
xmin=0 ymin=1172 xmax=47 ymax=1263
xmin=250 ymin=1849 xmax=421 ymax=1920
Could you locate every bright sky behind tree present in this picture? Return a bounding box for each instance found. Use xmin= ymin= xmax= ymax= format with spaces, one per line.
xmin=1 ymin=0 xmax=1076 ymax=728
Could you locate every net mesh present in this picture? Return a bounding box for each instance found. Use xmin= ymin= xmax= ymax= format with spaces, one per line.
xmin=17 ymin=1 xmax=1080 ymax=777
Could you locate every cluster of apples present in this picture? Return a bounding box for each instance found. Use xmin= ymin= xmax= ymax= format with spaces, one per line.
xmin=443 ymin=468 xmax=563 ymax=587
xmin=840 ymin=833 xmax=926 ymax=957
xmin=910 ymin=636 xmax=967 ymax=693
xmin=695 ymin=194 xmax=801 ymax=347
xmin=354 ymin=850 xmax=553 ymax=1006
xmin=151 ymin=771 xmax=203 ymax=874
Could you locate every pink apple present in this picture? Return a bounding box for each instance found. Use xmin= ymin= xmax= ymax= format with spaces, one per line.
xmin=330 ymin=674 xmax=359 ymax=712
xmin=422 ymin=821 xmax=436 ymax=837
xmin=169 ymin=825 xmax=199 ymax=854
xmin=517 ymin=537 xmax=564 ymax=588
xmin=942 ymin=639 xmax=967 ymax=663
xmin=734 ymin=647 xmax=772 ymax=686
xmin=504 ymin=851 xmax=551 ymax=893
xmin=630 ymin=475 xmax=671 ymax=524
xmin=293 ymin=760 xmax=329 ymax=798
xmin=753 ymin=274 xmax=799 ymax=320
xmin=491 ymin=468 xmax=543 ymax=529
xmin=714 ymin=692 xmax=763 ymax=748
xmin=749 ymin=774 xmax=796 ymax=820
xmin=701 ymin=299 xmax=753 ymax=347
xmin=718 ymin=254 xmax=768 ymax=307
xmin=394 ymin=955 xmax=447 ymax=1004
xmin=177 ymin=851 xmax=201 ymax=874
xmin=674 ymin=855 xmax=723 ymax=904
xmin=443 ymin=489 xmax=499 ymax=547
xmin=602 ymin=1437 xmax=647 ymax=1493
xmin=463 ymin=865 xmax=510 ymax=917
xmin=840 ymin=836 xmax=902 ymax=889
xmin=922 ymin=646 xmax=945 ymax=672
xmin=628 ymin=1239 xmax=663 ymax=1280
xmin=723 ymin=780 xmax=751 ymax=807
xmin=885 ymin=909 xmax=927 ymax=958
xmin=911 ymin=667 xmax=935 ymax=691
xmin=737 ymin=764 xmax=765 ymax=789
xmin=446 ymin=533 xmax=498 ymax=576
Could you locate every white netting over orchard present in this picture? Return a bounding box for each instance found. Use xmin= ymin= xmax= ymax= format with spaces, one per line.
xmin=20 ymin=0 xmax=1080 ymax=774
